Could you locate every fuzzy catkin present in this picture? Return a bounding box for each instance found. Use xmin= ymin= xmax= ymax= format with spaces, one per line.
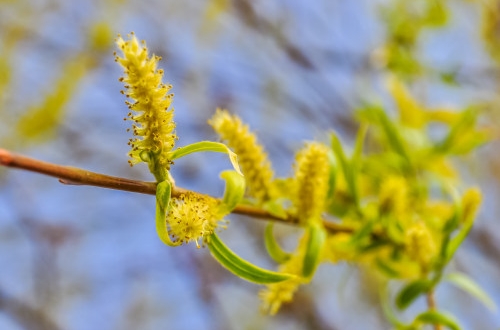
xmin=167 ymin=192 xmax=222 ymax=248
xmin=115 ymin=33 xmax=176 ymax=179
xmin=293 ymin=142 xmax=330 ymax=223
xmin=209 ymin=109 xmax=275 ymax=203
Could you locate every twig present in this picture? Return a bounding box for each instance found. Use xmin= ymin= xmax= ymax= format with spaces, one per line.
xmin=0 ymin=287 xmax=61 ymax=330
xmin=426 ymin=290 xmax=442 ymax=330
xmin=0 ymin=148 xmax=352 ymax=233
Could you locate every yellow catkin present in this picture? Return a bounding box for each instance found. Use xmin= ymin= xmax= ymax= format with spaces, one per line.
xmin=208 ymin=109 xmax=275 ymax=202
xmin=460 ymin=188 xmax=482 ymax=224
xmin=259 ymin=232 xmax=309 ymax=315
xmin=323 ymin=233 xmax=356 ymax=263
xmin=293 ymin=142 xmax=330 ymax=223
xmin=167 ymin=192 xmax=222 ymax=248
xmin=115 ymin=33 xmax=176 ymax=176
xmin=378 ymin=176 xmax=408 ymax=218
xmin=387 ymin=76 xmax=426 ymax=128
xmin=405 ymin=222 xmax=436 ymax=269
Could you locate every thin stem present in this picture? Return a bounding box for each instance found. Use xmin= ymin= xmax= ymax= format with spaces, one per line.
xmin=0 ymin=148 xmax=351 ymax=233
xmin=426 ymin=289 xmax=442 ymax=330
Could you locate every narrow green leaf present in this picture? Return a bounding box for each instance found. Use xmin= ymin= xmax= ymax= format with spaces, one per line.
xmin=375 ymin=258 xmax=401 ymax=278
xmin=438 ymin=191 xmax=461 ymax=266
xmin=376 ymin=109 xmax=410 ymax=162
xmin=331 ymin=133 xmax=358 ymax=207
xmin=218 ymin=170 xmax=245 ymax=216
xmin=396 ymin=279 xmax=432 ymax=310
xmin=379 ymin=286 xmax=408 ymax=329
xmin=264 ymin=223 xmax=292 ymax=264
xmin=436 ymin=108 xmax=476 ymax=154
xmin=207 ymin=233 xmax=295 ymax=284
xmin=352 ymin=123 xmax=368 ymax=168
xmin=326 ymin=151 xmax=337 ymax=200
xmin=413 ymin=310 xmax=461 ymax=330
xmin=445 ymin=272 xmax=497 ymax=311
xmin=349 ymin=219 xmax=375 ymax=245
xmin=155 ymin=180 xmax=180 ymax=247
xmin=262 ymin=199 xmax=288 ymax=220
xmin=302 ymin=223 xmax=327 ymax=278
xmin=168 ymin=141 xmax=242 ymax=175
xmin=445 ymin=218 xmax=474 ymax=263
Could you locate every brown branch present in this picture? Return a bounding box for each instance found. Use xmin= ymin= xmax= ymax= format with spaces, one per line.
xmin=0 ymin=287 xmax=61 ymax=330
xmin=0 ymin=148 xmax=351 ymax=233
xmin=426 ymin=290 xmax=442 ymax=330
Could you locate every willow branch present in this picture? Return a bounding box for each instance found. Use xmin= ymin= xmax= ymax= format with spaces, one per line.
xmin=426 ymin=290 xmax=442 ymax=330
xmin=0 ymin=148 xmax=351 ymax=233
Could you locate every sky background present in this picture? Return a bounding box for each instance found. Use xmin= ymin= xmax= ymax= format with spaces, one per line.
xmin=0 ymin=0 xmax=499 ymax=329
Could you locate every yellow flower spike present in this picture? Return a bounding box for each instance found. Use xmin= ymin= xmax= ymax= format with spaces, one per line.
xmin=405 ymin=222 xmax=436 ymax=271
xmin=167 ymin=192 xmax=222 ymax=248
xmin=293 ymin=142 xmax=330 ymax=224
xmin=209 ymin=109 xmax=275 ymax=203
xmin=115 ymin=33 xmax=176 ymax=181
xmin=460 ymin=188 xmax=482 ymax=224
xmin=378 ymin=176 xmax=408 ymax=217
xmin=323 ymin=232 xmax=356 ymax=263
xmin=387 ymin=76 xmax=426 ymax=128
xmin=259 ymin=276 xmax=302 ymax=315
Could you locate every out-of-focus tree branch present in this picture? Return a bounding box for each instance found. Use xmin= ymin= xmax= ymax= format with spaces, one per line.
xmin=0 ymin=287 xmax=60 ymax=330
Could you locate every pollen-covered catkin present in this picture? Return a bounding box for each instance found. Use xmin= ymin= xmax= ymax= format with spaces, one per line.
xmin=460 ymin=188 xmax=482 ymax=224
xmin=378 ymin=176 xmax=408 ymax=217
xmin=167 ymin=192 xmax=222 ymax=248
xmin=209 ymin=109 xmax=275 ymax=203
xmin=115 ymin=33 xmax=176 ymax=180
xmin=405 ymin=222 xmax=436 ymax=269
xmin=293 ymin=142 xmax=330 ymax=223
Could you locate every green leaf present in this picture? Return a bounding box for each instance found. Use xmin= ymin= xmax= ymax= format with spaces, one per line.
xmin=435 ymin=108 xmax=476 ymax=154
xmin=331 ymin=133 xmax=359 ymax=207
xmin=262 ymin=199 xmax=288 ymax=220
xmin=168 ymin=141 xmax=242 ymax=175
xmin=413 ymin=310 xmax=461 ymax=330
xmin=302 ymin=223 xmax=327 ymax=278
xmin=377 ymin=110 xmax=410 ymax=162
xmin=352 ymin=123 xmax=368 ymax=168
xmin=445 ymin=216 xmax=474 ymax=263
xmin=396 ymin=279 xmax=432 ymax=310
xmin=438 ymin=190 xmax=461 ymax=265
xmin=445 ymin=272 xmax=497 ymax=311
xmin=326 ymin=151 xmax=337 ymax=200
xmin=264 ymin=223 xmax=292 ymax=264
xmin=155 ymin=180 xmax=180 ymax=247
xmin=349 ymin=219 xmax=375 ymax=245
xmin=379 ymin=286 xmax=408 ymax=329
xmin=375 ymin=258 xmax=401 ymax=278
xmin=207 ymin=233 xmax=295 ymax=284
xmin=329 ymin=125 xmax=366 ymax=210
xmin=218 ymin=170 xmax=245 ymax=216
